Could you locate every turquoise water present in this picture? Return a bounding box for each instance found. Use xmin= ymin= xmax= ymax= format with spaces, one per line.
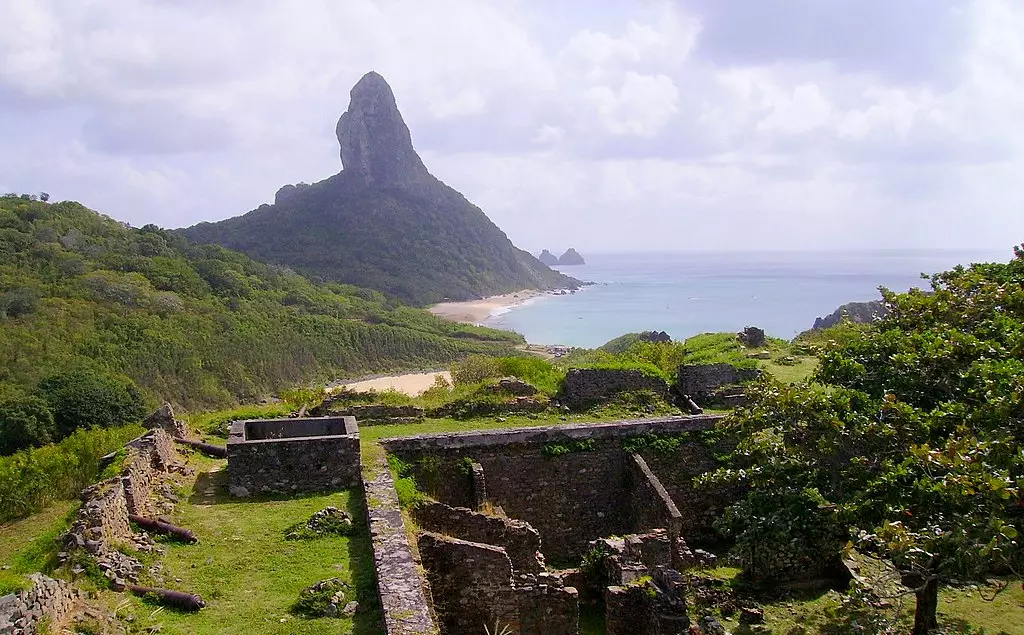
xmin=484 ymin=249 xmax=1009 ymax=347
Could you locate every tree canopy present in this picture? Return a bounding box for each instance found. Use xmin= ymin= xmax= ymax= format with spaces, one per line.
xmin=710 ymin=245 xmax=1024 ymax=633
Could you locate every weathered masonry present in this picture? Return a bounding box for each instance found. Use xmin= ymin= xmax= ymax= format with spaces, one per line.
xmin=379 ymin=416 xmax=736 ymax=635
xmin=226 ymin=416 xmax=360 ymax=496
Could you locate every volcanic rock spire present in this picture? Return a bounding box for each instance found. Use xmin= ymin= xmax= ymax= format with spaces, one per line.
xmin=335 ymin=71 xmax=431 ymax=188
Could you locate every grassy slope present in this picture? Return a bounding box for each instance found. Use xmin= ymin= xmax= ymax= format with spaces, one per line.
xmin=101 ymin=456 xmax=382 ymax=635
xmin=0 ymin=500 xmax=76 ymax=593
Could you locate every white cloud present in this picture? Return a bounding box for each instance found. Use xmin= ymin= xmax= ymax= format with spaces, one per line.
xmin=0 ymin=0 xmax=1022 ymax=251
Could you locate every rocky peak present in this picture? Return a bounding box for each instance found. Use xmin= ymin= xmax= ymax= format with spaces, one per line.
xmin=558 ymin=248 xmax=585 ymax=266
xmin=336 ymin=71 xmax=430 ymax=188
xmin=538 ymin=249 xmax=559 ymax=266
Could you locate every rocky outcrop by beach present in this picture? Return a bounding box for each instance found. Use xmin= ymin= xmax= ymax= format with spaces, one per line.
xmin=811 ymin=300 xmax=887 ymax=330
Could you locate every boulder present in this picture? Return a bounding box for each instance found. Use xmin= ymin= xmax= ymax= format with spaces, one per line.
xmin=493 ymin=377 xmax=538 ymax=396
xmin=737 ymin=326 xmax=765 ymax=347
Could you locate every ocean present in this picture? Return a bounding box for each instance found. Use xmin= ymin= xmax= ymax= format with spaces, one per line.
xmin=483 ymin=249 xmax=1010 ymax=347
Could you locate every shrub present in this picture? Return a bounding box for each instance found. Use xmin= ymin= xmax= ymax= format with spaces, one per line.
xmin=0 ymin=424 xmax=145 ymax=522
xmin=36 ymin=368 xmax=148 ymax=437
xmin=0 ymin=395 xmax=56 ymax=455
xmin=450 ymin=354 xmax=502 ymax=385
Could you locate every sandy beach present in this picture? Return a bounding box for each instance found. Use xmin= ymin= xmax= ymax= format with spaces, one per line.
xmin=340 ymin=371 xmax=451 ymax=396
xmin=428 ymin=289 xmax=550 ymax=324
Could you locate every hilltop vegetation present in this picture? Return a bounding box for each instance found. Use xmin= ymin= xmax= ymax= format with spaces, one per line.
xmin=0 ymin=194 xmax=521 ymax=416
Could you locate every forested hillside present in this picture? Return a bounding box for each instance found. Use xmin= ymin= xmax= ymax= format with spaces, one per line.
xmin=0 ymin=195 xmax=521 ymax=411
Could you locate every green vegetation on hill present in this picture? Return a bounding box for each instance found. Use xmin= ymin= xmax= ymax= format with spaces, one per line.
xmin=0 ymin=194 xmax=521 ymax=415
xmin=183 ymin=173 xmax=578 ymax=306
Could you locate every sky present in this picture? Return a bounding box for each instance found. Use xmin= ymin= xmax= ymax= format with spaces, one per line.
xmin=1 ymin=0 xmax=1023 ymax=254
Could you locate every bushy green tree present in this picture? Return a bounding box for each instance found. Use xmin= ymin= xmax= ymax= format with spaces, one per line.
xmin=0 ymin=395 xmax=56 ymax=455
xmin=711 ymin=246 xmax=1024 ymax=634
xmin=36 ymin=368 xmax=148 ymax=437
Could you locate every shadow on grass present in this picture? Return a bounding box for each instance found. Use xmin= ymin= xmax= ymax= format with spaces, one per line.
xmin=346 ymin=490 xmax=386 ymax=635
xmin=187 ymin=469 xmax=359 ymax=507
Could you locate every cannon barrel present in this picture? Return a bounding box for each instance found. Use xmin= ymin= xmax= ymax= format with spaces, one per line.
xmin=128 ymin=585 xmax=205 ymax=611
xmin=129 ymin=514 xmax=198 ymax=543
xmin=173 ymin=437 xmax=227 ymax=458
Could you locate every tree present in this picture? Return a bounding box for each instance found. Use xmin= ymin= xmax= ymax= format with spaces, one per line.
xmin=712 ymin=246 xmax=1024 ymax=632
xmin=39 ymin=192 xmax=49 ymax=202
xmin=36 ymin=368 xmax=148 ymax=438
xmin=0 ymin=395 xmax=56 ymax=455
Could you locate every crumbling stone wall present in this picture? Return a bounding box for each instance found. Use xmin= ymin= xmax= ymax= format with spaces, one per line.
xmin=414 ymin=500 xmax=544 ymax=573
xmin=226 ymin=417 xmax=360 ymax=496
xmin=142 ymin=402 xmax=190 ymax=438
xmin=676 ymin=363 xmax=760 ymax=400
xmin=385 ymin=416 xmax=723 ymax=563
xmin=0 ymin=574 xmax=79 ymax=635
xmin=627 ymin=454 xmax=682 ymax=542
xmin=561 ymin=369 xmax=670 ymax=410
xmin=638 ymin=440 xmax=742 ymax=545
xmin=418 ymin=532 xmax=579 ymax=635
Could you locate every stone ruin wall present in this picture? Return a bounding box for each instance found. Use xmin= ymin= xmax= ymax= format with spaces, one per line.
xmin=384 ymin=416 xmax=726 ymax=564
xmin=61 ymin=428 xmax=183 ymax=590
xmin=362 ymin=449 xmax=440 ymax=635
xmin=417 ymin=532 xmax=579 ymax=635
xmin=636 ymin=437 xmax=743 ymax=546
xmin=413 ymin=500 xmax=545 ymax=574
xmin=0 ymin=574 xmax=79 ymax=635
xmin=226 ymin=416 xmax=360 ymax=496
xmin=560 ymin=368 xmax=670 ymax=410
xmin=676 ymin=363 xmax=761 ymax=401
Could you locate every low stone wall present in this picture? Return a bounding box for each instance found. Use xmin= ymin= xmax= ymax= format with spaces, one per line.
xmin=362 ymin=450 xmax=439 ymax=635
xmin=226 ymin=417 xmax=360 ymax=496
xmin=121 ymin=428 xmax=179 ymax=517
xmin=333 ymin=404 xmax=425 ymax=424
xmin=68 ymin=478 xmax=132 ymax=554
xmin=414 ymin=501 xmax=544 ymax=574
xmin=561 ymin=369 xmax=670 ymax=410
xmin=0 ymin=574 xmax=79 ymax=635
xmin=418 ymin=532 xmax=579 ymax=635
xmin=676 ymin=363 xmax=761 ymax=400
xmin=62 ymin=428 xmax=181 ymax=585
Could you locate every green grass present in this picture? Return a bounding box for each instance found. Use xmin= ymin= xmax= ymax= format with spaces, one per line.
xmin=694 ymin=567 xmax=1022 ymax=635
xmin=760 ymin=355 xmax=818 ymax=384
xmin=0 ymin=500 xmax=76 ymax=593
xmin=106 ymin=457 xmax=382 ymax=635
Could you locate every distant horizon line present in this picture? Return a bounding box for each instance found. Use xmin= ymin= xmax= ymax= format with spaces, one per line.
xmin=537 ymin=246 xmax=1013 ymax=256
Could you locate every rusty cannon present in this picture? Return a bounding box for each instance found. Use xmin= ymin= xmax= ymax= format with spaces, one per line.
xmin=128 ymin=585 xmax=206 ymax=611
xmin=129 ymin=514 xmax=198 ymax=543
xmin=173 ymin=437 xmax=227 ymax=458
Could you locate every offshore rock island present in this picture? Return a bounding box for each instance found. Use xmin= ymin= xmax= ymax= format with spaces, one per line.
xmin=183 ymin=71 xmax=578 ymax=305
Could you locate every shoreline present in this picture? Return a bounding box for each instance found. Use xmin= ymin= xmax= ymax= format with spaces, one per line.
xmin=428 ymin=288 xmax=571 ymax=325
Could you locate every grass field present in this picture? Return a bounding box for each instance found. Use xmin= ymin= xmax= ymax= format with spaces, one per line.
xmin=87 ymin=457 xmax=383 ymax=635
xmin=0 ymin=500 xmax=77 ymax=593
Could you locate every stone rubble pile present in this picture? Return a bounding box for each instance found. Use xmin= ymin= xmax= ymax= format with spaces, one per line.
xmin=0 ymin=574 xmax=79 ymax=635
